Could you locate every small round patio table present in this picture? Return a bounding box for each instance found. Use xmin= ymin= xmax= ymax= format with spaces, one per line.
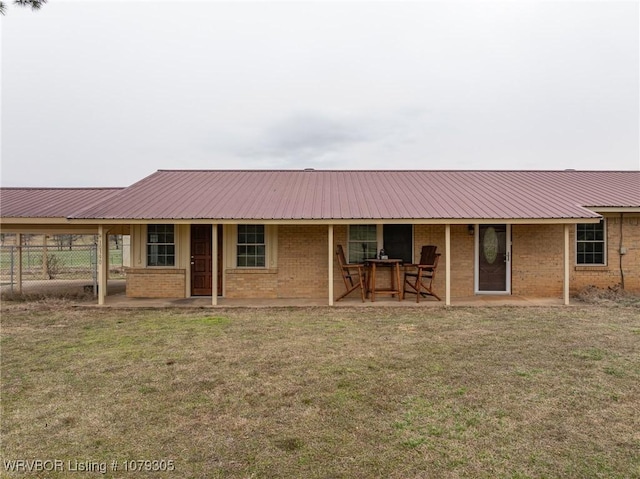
xmin=365 ymin=258 xmax=403 ymax=302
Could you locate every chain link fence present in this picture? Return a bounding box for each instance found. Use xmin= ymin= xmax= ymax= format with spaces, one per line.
xmin=0 ymin=243 xmax=126 ymax=299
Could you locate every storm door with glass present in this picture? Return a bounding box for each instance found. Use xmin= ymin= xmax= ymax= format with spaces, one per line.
xmin=476 ymin=224 xmax=511 ymax=294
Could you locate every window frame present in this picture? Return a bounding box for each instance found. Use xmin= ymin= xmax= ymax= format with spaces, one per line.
xmin=575 ymin=219 xmax=607 ymax=266
xmin=347 ymin=225 xmax=378 ymax=264
xmin=347 ymin=224 xmax=413 ymax=264
xmin=236 ymin=224 xmax=266 ymax=268
xmin=146 ymin=224 xmax=175 ymax=267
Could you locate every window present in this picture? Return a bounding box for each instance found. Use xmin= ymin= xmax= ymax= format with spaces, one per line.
xmin=348 ymin=224 xmax=413 ymax=263
xmin=348 ymin=225 xmax=377 ymax=263
xmin=237 ymin=225 xmax=265 ymax=267
xmin=576 ymin=220 xmax=606 ymax=265
xmin=383 ymin=224 xmax=413 ymax=263
xmin=147 ymin=224 xmax=175 ymax=266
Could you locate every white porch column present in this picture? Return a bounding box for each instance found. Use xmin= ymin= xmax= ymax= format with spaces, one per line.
xmin=564 ymin=224 xmax=570 ymax=305
xmin=328 ymin=225 xmax=334 ymax=306
xmin=16 ymin=233 xmax=23 ymax=294
xmin=122 ymin=235 xmax=131 ymax=267
xmin=97 ymin=225 xmax=108 ymax=305
xmin=212 ymin=224 xmax=218 ymax=306
xmin=445 ymin=224 xmax=451 ymax=306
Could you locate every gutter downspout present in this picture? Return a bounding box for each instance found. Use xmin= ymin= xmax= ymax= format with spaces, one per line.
xmin=619 ymin=213 xmax=625 ymax=290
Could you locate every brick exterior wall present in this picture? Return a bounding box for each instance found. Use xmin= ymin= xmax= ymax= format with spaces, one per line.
xmin=126 ymin=268 xmax=186 ymax=298
xmin=512 ymin=224 xmax=564 ymax=297
xmin=225 ymin=225 xmax=328 ymax=299
xmin=448 ymin=225 xmax=475 ymax=298
xmin=124 ymin=215 xmax=640 ymax=300
xmin=277 ymin=225 xmax=328 ymax=298
xmin=571 ymin=214 xmax=640 ymax=293
xmin=225 ymin=269 xmax=278 ymax=299
xmin=507 ymin=215 xmax=640 ymax=296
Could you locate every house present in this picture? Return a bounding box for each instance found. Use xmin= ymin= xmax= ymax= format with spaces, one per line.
xmin=1 ymin=169 xmax=639 ymax=305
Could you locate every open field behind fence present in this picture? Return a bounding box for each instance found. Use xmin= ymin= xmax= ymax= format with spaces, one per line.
xmin=0 ymin=245 xmax=124 ymax=296
xmin=1 ymin=304 xmax=638 ymax=478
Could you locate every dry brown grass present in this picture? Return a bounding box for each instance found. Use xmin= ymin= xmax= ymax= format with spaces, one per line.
xmin=576 ymin=284 xmax=640 ymax=307
xmin=1 ymin=303 xmax=639 ymax=478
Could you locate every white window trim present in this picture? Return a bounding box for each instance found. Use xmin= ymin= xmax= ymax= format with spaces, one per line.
xmin=575 ymin=219 xmax=607 ymax=266
xmin=236 ymin=224 xmax=267 ymax=268
xmin=227 ymin=224 xmax=277 ymax=269
xmin=347 ymin=225 xmax=379 ymax=264
xmin=146 ymin=224 xmax=176 ymax=268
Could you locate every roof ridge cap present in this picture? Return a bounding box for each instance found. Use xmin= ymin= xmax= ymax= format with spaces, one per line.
xmin=154 ymin=169 xmax=639 ymax=173
xmin=66 ymin=189 xmax=126 ymax=219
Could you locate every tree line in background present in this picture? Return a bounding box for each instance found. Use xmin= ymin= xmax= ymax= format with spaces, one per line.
xmin=0 ymin=234 xmax=123 ymax=250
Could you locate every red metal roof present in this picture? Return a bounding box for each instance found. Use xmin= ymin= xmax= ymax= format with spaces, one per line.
xmin=0 ymin=188 xmax=123 ymax=218
xmin=63 ymin=170 xmax=639 ymax=221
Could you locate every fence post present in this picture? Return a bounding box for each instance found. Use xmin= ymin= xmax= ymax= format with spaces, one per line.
xmin=10 ymin=246 xmax=14 ymax=294
xmin=42 ymin=235 xmax=49 ymax=280
xmin=92 ymin=243 xmax=98 ymax=298
xmin=16 ymin=234 xmax=22 ymax=294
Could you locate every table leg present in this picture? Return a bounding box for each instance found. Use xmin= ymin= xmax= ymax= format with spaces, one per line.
xmin=390 ymin=263 xmax=396 ymax=298
xmin=370 ymin=263 xmax=376 ymax=302
xmin=365 ymin=264 xmax=371 ymax=299
xmin=396 ymin=263 xmax=403 ymax=301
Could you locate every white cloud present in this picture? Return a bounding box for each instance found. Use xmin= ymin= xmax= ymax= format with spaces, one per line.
xmin=1 ymin=1 xmax=638 ymax=186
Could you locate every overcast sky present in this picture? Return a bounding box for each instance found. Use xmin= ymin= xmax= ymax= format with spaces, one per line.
xmin=1 ymin=1 xmax=639 ymax=187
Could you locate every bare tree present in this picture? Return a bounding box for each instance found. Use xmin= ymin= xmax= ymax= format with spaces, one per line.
xmin=112 ymin=235 xmax=121 ymax=250
xmin=21 ymin=234 xmax=36 ymax=246
xmin=52 ymin=234 xmax=78 ymax=251
xmin=0 ymin=0 xmax=47 ymax=15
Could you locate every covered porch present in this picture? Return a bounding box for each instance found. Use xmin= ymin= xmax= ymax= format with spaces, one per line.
xmin=99 ymin=221 xmax=576 ymax=307
xmin=1 ymin=220 xmax=573 ymax=308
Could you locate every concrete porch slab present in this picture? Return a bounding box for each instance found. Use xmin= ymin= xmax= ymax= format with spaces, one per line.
xmin=101 ymin=294 xmax=565 ymax=308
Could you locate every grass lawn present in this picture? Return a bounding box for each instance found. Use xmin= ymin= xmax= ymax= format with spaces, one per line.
xmin=1 ymin=303 xmax=639 ymax=478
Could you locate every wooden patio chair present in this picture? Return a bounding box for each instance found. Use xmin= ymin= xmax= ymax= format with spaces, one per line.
xmin=403 ymin=245 xmax=441 ymax=302
xmin=336 ymin=245 xmax=367 ymax=302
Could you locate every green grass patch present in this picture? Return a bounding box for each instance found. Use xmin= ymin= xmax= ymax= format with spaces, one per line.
xmin=1 ymin=304 xmax=639 ymax=478
xmin=194 ymin=316 xmax=231 ymax=326
xmin=572 ymin=347 xmax=606 ymax=361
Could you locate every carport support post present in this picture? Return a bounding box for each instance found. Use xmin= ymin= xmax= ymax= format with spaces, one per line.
xmin=328 ymin=225 xmax=334 ymax=306
xmin=445 ymin=224 xmax=451 ymax=306
xmin=563 ymin=224 xmax=570 ymax=305
xmin=97 ymin=225 xmax=108 ymax=305
xmin=16 ymin=233 xmax=22 ymax=294
xmin=212 ymin=224 xmax=218 ymax=306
